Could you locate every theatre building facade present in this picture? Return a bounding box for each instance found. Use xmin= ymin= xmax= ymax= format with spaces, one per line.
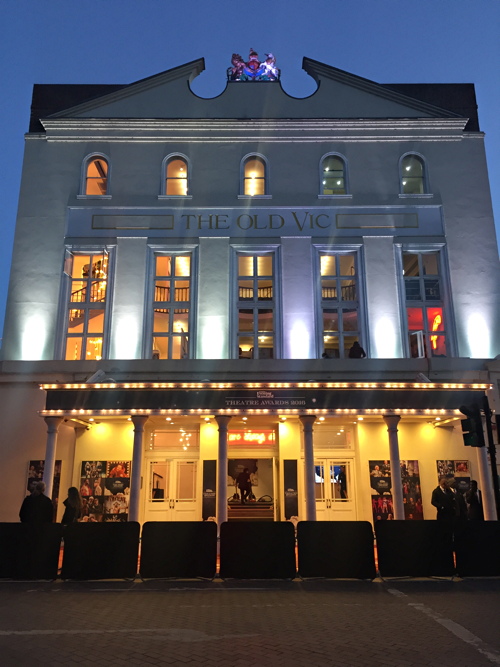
xmin=1 ymin=52 xmax=499 ymax=525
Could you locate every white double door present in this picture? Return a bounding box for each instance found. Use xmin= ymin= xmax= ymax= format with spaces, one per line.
xmin=314 ymin=458 xmax=356 ymax=521
xmin=144 ymin=458 xmax=198 ymax=522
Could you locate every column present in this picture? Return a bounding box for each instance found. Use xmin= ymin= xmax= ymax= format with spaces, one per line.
xmin=476 ymin=446 xmax=498 ymax=520
xmin=129 ymin=415 xmax=148 ymax=522
xmin=215 ymin=415 xmax=232 ymax=526
xmin=364 ymin=236 xmax=404 ymax=358
xmin=300 ymin=415 xmax=317 ymax=521
xmin=281 ymin=238 xmax=315 ymax=358
xmin=109 ymin=237 xmax=148 ymax=359
xmin=383 ymin=415 xmax=404 ymax=520
xmin=43 ymin=417 xmax=63 ymax=497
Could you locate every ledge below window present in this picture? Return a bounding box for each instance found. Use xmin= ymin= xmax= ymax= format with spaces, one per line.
xmin=237 ymin=195 xmax=273 ymax=200
xmin=158 ymin=195 xmax=193 ymax=200
xmin=317 ymin=194 xmax=353 ymax=200
xmin=398 ymin=193 xmax=434 ymax=199
xmin=77 ymin=195 xmax=112 ymax=200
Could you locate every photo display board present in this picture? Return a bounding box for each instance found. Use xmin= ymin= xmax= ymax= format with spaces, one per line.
xmin=436 ymin=460 xmax=470 ymax=494
xmin=369 ymin=460 xmax=423 ymax=521
xmin=26 ymin=460 xmax=62 ymax=520
xmin=80 ymin=460 xmax=131 ymax=522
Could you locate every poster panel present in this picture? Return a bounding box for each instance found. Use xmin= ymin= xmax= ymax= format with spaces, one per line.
xmin=369 ymin=460 xmax=423 ymax=522
xmin=79 ymin=460 xmax=131 ymax=522
xmin=436 ymin=460 xmax=470 ymax=494
xmin=27 ymin=460 xmax=62 ymax=519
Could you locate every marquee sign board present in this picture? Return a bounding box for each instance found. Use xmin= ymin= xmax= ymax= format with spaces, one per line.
xmin=44 ymin=386 xmax=484 ymax=414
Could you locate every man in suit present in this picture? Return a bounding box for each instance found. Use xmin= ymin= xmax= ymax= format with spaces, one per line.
xmin=431 ymin=476 xmax=456 ymax=521
xmin=466 ymin=480 xmax=484 ymax=520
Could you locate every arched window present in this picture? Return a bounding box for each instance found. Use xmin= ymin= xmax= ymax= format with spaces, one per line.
xmin=85 ymin=156 xmax=108 ymax=195
xmin=243 ymin=155 xmax=267 ymax=196
xmin=165 ymin=156 xmax=188 ymax=196
xmin=320 ymin=155 xmax=347 ymax=195
xmin=401 ymin=154 xmax=426 ymax=194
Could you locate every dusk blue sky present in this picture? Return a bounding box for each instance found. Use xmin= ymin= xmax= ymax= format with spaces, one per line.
xmin=1 ymin=0 xmax=499 ymax=341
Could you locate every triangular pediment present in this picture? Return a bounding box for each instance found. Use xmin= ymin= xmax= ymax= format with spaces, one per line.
xmin=44 ymin=56 xmax=464 ymax=122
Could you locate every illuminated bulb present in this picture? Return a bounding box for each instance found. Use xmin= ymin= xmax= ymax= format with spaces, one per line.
xmin=357 ymin=417 xmax=364 ymax=421
xmin=337 ymin=181 xmax=341 ymax=185
xmin=166 ymin=417 xmax=171 ymax=421
xmin=406 ymin=166 xmax=411 ymax=171
xmin=319 ymin=416 xmax=325 ymax=421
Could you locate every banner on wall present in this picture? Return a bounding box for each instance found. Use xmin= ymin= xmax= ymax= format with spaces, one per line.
xmin=369 ymin=460 xmax=423 ymax=521
xmin=26 ymin=460 xmax=62 ymax=520
xmin=436 ymin=460 xmax=470 ymax=494
xmin=80 ymin=460 xmax=131 ymax=522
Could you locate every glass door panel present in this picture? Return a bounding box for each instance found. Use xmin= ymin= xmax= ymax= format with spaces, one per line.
xmin=314 ymin=459 xmax=356 ymax=520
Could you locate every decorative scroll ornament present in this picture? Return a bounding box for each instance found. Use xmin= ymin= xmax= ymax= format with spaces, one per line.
xmin=228 ymin=48 xmax=280 ymax=81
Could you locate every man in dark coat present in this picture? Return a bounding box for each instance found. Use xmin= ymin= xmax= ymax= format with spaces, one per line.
xmin=466 ymin=480 xmax=484 ymax=520
xmin=431 ymin=476 xmax=456 ymax=521
xmin=19 ymin=481 xmax=54 ymax=523
xmin=236 ymin=468 xmax=252 ymax=505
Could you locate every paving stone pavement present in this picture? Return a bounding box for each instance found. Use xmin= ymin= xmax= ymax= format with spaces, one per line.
xmin=0 ymin=578 xmax=499 ymax=666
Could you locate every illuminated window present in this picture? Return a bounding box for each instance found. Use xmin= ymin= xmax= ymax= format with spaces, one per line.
xmin=400 ymin=154 xmax=426 ymax=194
xmin=63 ymin=251 xmax=109 ymax=360
xmin=164 ymin=155 xmax=189 ymax=196
xmin=84 ymin=156 xmax=108 ymax=196
xmin=403 ymin=251 xmax=448 ymax=357
xmin=320 ymin=154 xmax=347 ymax=195
xmin=318 ymin=252 xmax=363 ymax=359
xmin=152 ymin=254 xmax=191 ymax=359
xmin=242 ymin=155 xmax=267 ymax=196
xmin=237 ymin=254 xmax=275 ymax=359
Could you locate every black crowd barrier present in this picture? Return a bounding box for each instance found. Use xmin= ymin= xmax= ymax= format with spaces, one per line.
xmin=297 ymin=521 xmax=376 ymax=579
xmin=454 ymin=521 xmax=500 ymax=577
xmin=220 ymin=521 xmax=296 ymax=579
xmin=140 ymin=521 xmax=218 ymax=579
xmin=61 ymin=522 xmax=140 ymax=580
xmin=375 ymin=520 xmax=455 ymax=578
xmin=0 ymin=523 xmax=63 ymax=580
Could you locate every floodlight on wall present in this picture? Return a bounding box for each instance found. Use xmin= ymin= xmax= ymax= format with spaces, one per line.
xmin=85 ymin=369 xmax=106 ymax=383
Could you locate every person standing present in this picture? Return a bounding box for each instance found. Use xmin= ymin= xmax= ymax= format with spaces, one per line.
xmin=19 ymin=481 xmax=54 ymax=523
xmin=431 ymin=476 xmax=455 ymax=522
xmin=348 ymin=341 xmax=366 ymax=358
xmin=236 ymin=468 xmax=252 ymax=504
xmin=466 ymin=480 xmax=484 ymax=520
xmin=61 ymin=486 xmax=82 ymax=524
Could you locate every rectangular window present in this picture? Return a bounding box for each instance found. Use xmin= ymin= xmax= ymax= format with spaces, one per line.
xmin=319 ymin=251 xmax=363 ymax=359
xmin=64 ymin=251 xmax=109 ymax=360
xmin=403 ymin=251 xmax=447 ymax=358
xmin=152 ymin=254 xmax=191 ymax=359
xmin=237 ymin=253 xmax=275 ymax=359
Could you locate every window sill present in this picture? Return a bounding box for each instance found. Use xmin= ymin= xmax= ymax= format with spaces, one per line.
xmin=158 ymin=195 xmax=193 ymax=200
xmin=237 ymin=194 xmax=272 ymax=200
xmin=398 ymin=193 xmax=434 ymax=199
xmin=317 ymin=194 xmax=352 ymax=199
xmin=77 ymin=195 xmax=112 ymax=200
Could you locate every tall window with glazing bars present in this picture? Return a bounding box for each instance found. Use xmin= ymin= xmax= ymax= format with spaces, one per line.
xmin=403 ymin=251 xmax=447 ymax=357
xmin=319 ymin=252 xmax=362 ymax=358
xmin=237 ymin=254 xmax=275 ymax=359
xmin=64 ymin=251 xmax=109 ymax=360
xmin=152 ymin=255 xmax=191 ymax=359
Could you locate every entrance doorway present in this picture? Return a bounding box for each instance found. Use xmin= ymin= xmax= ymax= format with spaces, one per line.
xmin=314 ymin=459 xmax=356 ymax=520
xmin=144 ymin=459 xmax=198 ymax=522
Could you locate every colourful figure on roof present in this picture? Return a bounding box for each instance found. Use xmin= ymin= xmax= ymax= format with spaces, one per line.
xmin=228 ymin=49 xmax=279 ymax=81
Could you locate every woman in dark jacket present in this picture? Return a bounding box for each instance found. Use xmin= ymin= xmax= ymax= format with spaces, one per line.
xmin=61 ymin=486 xmax=82 ymax=524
